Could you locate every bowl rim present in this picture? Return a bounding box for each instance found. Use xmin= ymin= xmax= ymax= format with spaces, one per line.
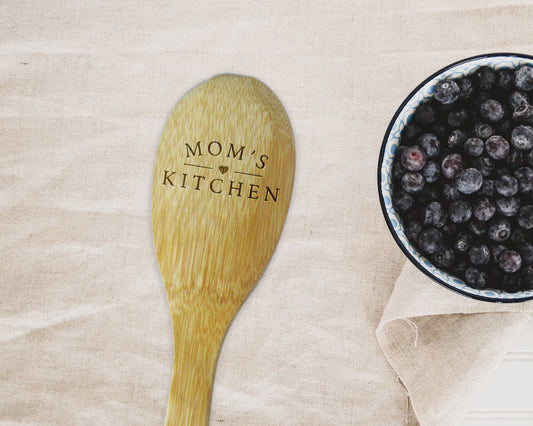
xmin=378 ymin=52 xmax=533 ymax=303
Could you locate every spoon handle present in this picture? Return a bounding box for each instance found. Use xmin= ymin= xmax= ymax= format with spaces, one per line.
xmin=165 ymin=290 xmax=240 ymax=425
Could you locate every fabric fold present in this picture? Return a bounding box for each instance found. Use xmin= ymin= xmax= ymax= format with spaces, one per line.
xmin=377 ymin=261 xmax=533 ymax=425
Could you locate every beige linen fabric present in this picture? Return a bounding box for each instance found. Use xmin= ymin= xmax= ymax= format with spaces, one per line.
xmin=1 ymin=0 xmax=533 ymax=425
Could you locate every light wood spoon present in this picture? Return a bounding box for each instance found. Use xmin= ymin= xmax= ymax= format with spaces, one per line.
xmin=151 ymin=74 xmax=295 ymax=425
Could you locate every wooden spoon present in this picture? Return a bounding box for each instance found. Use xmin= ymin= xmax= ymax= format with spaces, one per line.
xmin=151 ymin=74 xmax=295 ymax=425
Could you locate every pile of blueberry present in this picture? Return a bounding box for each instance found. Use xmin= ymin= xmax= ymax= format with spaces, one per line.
xmin=392 ymin=63 xmax=533 ymax=292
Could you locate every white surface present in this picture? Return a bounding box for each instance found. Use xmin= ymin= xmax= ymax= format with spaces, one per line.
xmin=463 ymin=325 xmax=533 ymax=425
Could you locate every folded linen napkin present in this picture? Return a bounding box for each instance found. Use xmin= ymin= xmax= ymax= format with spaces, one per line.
xmin=377 ymin=261 xmax=533 ymax=425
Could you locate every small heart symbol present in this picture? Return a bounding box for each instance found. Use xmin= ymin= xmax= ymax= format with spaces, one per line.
xmin=219 ymin=166 xmax=228 ymax=174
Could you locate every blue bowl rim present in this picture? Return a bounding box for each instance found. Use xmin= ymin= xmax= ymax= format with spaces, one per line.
xmin=378 ymin=52 xmax=533 ymax=303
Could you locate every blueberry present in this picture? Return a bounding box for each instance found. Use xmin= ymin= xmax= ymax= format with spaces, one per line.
xmin=510 ymin=228 xmax=531 ymax=245
xmin=393 ymin=190 xmax=414 ymax=212
xmin=456 ymin=168 xmax=483 ymax=194
xmin=491 ymin=244 xmax=508 ymax=262
xmin=513 ymin=65 xmax=533 ymax=91
xmin=523 ymin=266 xmax=533 ymax=289
xmin=448 ymin=107 xmax=470 ymax=128
xmin=514 ymin=166 xmax=533 ymax=193
xmin=474 ymin=122 xmax=494 ymax=139
xmin=414 ymin=102 xmax=438 ymax=127
xmin=401 ymin=172 xmax=425 ymax=193
xmin=478 ymin=179 xmax=495 ymax=196
xmin=495 ymin=174 xmax=519 ymax=196
xmin=511 ymin=125 xmax=533 ymax=150
xmin=417 ymin=184 xmax=439 ymax=205
xmin=496 ymin=117 xmax=513 ymax=135
xmin=473 ymin=198 xmax=496 ymax=221
xmin=442 ymin=182 xmax=462 ymax=201
xmin=434 ymin=79 xmax=460 ymax=104
xmin=469 ymin=219 xmax=487 ymax=237
xmin=485 ymin=135 xmax=510 ymax=160
xmin=509 ymin=91 xmax=529 ymax=109
xmin=454 ymin=232 xmax=473 ymax=253
xmin=469 ymin=242 xmax=491 ymax=265
xmin=417 ymin=133 xmax=441 ymax=159
xmin=526 ymin=148 xmax=533 ymax=167
xmin=513 ymin=103 xmax=533 ymax=125
xmin=465 ymin=267 xmax=488 ymax=288
xmin=501 ymin=273 xmax=522 ymax=292
xmin=457 ymin=77 xmax=474 ymax=100
xmin=448 ymin=199 xmax=472 ymax=223
xmin=499 ymin=250 xmax=522 ymax=273
xmin=488 ymin=266 xmax=504 ymax=289
xmin=506 ymin=148 xmax=523 ymax=169
xmin=422 ymin=161 xmax=441 ymax=183
xmin=392 ymin=161 xmax=406 ymax=181
xmin=423 ymin=201 xmax=447 ymax=228
xmin=417 ymin=228 xmax=444 ymax=254
xmin=453 ymin=258 xmax=468 ymax=276
xmin=441 ymin=153 xmax=465 ymax=179
xmin=496 ymin=196 xmax=521 ymax=217
xmin=441 ymin=221 xmax=458 ymax=240
xmin=448 ymin=129 xmax=467 ymax=149
xmin=498 ymin=68 xmax=513 ymax=91
xmin=517 ymin=205 xmax=533 ymax=229
xmin=463 ymin=137 xmax=485 ymax=157
xmin=401 ymin=146 xmax=427 ymax=171
xmin=480 ymin=99 xmax=505 ymax=122
xmin=401 ymin=123 xmax=422 ymax=144
xmin=471 ymin=156 xmax=495 ymax=177
xmin=432 ymin=246 xmax=455 ymax=269
xmin=487 ymin=217 xmax=512 ymax=242
xmin=406 ymin=221 xmax=424 ymax=242
xmin=518 ymin=242 xmax=533 ymax=264
xmin=474 ymin=66 xmax=497 ymax=90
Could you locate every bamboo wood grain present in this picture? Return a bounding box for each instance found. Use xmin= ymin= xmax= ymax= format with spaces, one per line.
xmin=151 ymin=74 xmax=295 ymax=425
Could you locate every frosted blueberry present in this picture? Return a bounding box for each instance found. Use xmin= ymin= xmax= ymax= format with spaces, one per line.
xmin=456 ymin=168 xmax=483 ymax=194
xmin=432 ymin=246 xmax=455 ymax=269
xmin=463 ymin=137 xmax=485 ymax=156
xmin=417 ymin=228 xmax=444 ymax=254
xmin=422 ymin=161 xmax=441 ymax=183
xmin=473 ymin=198 xmax=496 ymax=221
xmin=496 ymin=196 xmax=521 ymax=217
xmin=441 ymin=153 xmax=465 ymax=179
xmin=448 ymin=200 xmax=472 ymax=223
xmin=417 ymin=133 xmax=441 ymax=158
xmin=487 ymin=217 xmax=512 ymax=242
xmin=485 ymin=135 xmax=510 ymax=160
xmin=423 ymin=201 xmax=448 ymax=228
xmin=514 ymin=166 xmax=533 ymax=193
xmin=511 ymin=125 xmax=533 ymax=151
xmin=495 ymin=174 xmax=519 ymax=196
xmin=469 ymin=242 xmax=491 ymax=266
xmin=499 ymin=250 xmax=522 ymax=273
xmin=517 ymin=205 xmax=533 ymax=229
xmin=434 ymin=79 xmax=460 ymax=104
xmin=480 ymin=99 xmax=504 ymax=122
xmin=401 ymin=146 xmax=426 ymax=171
xmin=513 ymin=65 xmax=533 ymax=91
xmin=401 ymin=172 xmax=425 ymax=194
xmin=465 ymin=267 xmax=488 ymax=289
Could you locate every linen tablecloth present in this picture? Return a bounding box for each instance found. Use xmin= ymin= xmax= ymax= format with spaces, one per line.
xmin=1 ymin=1 xmax=532 ymax=424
